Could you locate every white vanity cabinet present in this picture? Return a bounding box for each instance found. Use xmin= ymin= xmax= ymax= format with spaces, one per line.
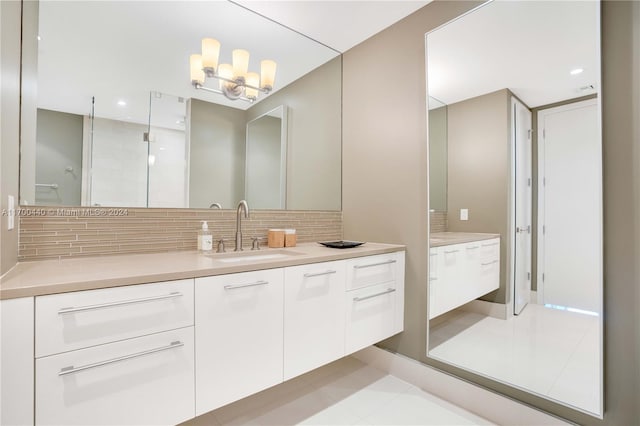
xmin=195 ymin=269 xmax=285 ymax=416
xmin=345 ymin=252 xmax=405 ymax=353
xmin=3 ymin=247 xmax=405 ymax=425
xmin=429 ymin=238 xmax=500 ymax=319
xmin=283 ymin=260 xmax=346 ymax=380
xmin=33 ymin=279 xmax=196 ymax=426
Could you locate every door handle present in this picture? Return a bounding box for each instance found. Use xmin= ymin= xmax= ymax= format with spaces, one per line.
xmin=516 ymin=226 xmax=530 ymax=234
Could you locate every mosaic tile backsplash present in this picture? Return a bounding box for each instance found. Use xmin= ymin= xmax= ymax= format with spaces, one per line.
xmin=19 ymin=208 xmax=342 ymax=261
xmin=430 ymin=211 xmax=447 ymax=233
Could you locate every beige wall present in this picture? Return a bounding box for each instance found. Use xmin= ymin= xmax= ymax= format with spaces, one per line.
xmin=188 ymin=99 xmax=246 ymax=209
xmin=428 ymin=106 xmax=447 ymax=212
xmin=0 ymin=0 xmax=21 ymax=275
xmin=343 ymin=0 xmax=640 ymax=424
xmin=446 ymin=89 xmax=510 ymax=304
xmin=35 ymin=109 xmax=83 ymax=206
xmin=18 ymin=0 xmax=38 ymax=206
xmin=343 ymin=0 xmax=482 ymax=365
xmin=247 ymin=57 xmax=342 ymax=211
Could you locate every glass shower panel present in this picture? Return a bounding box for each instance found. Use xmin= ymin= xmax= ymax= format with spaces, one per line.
xmin=147 ymin=92 xmax=188 ymax=208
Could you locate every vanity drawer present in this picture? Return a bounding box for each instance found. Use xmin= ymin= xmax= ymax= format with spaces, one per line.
xmin=36 ymin=327 xmax=194 ymax=426
xmin=480 ymin=238 xmax=500 ymax=261
xmin=345 ymin=282 xmax=401 ymax=353
xmin=346 ymin=252 xmax=403 ymax=290
xmin=35 ymin=279 xmax=194 ymax=357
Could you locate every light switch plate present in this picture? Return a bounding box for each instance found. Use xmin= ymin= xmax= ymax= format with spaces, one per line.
xmin=7 ymin=195 xmax=15 ymax=230
xmin=460 ymin=208 xmax=469 ymax=221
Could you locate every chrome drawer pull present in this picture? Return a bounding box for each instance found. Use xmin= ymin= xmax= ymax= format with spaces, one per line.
xmin=353 ymin=259 xmax=396 ymax=269
xmin=466 ymin=246 xmax=480 ymax=250
xmin=482 ymin=260 xmax=499 ymax=266
xmin=224 ymin=280 xmax=269 ymax=290
xmin=429 ymin=253 xmax=438 ymax=257
xmin=353 ymin=288 xmax=396 ymax=302
xmin=482 ymin=242 xmax=500 ymax=247
xmin=58 ymin=292 xmax=183 ymax=315
xmin=303 ymin=270 xmax=337 ymax=278
xmin=444 ymin=249 xmax=460 ymax=254
xmin=59 ymin=341 xmax=184 ymax=376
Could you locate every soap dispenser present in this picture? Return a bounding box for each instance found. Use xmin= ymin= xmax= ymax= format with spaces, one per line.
xmin=198 ymin=221 xmax=213 ymax=253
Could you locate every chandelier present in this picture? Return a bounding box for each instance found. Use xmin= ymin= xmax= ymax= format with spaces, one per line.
xmin=190 ymin=38 xmax=277 ymax=103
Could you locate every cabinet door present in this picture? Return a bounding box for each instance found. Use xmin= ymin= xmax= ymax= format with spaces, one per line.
xmin=479 ymin=239 xmax=501 ymax=294
xmin=1 ymin=297 xmax=34 ymax=426
xmin=283 ymin=260 xmax=346 ymax=380
xmin=36 ymin=327 xmax=194 ymax=426
xmin=195 ymin=269 xmax=284 ymax=416
xmin=438 ymin=244 xmax=467 ymax=315
xmin=36 ymin=279 xmax=194 ymax=357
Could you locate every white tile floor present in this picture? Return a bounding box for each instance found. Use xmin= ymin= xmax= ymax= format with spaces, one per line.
xmin=429 ymin=303 xmax=600 ymax=414
xmin=184 ymin=357 xmax=494 ymax=426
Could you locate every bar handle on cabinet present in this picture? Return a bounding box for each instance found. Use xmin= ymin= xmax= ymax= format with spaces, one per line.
xmin=59 ymin=341 xmax=184 ymax=376
xmin=303 ymin=270 xmax=337 ymax=278
xmin=224 ymin=280 xmax=269 ymax=290
xmin=58 ymin=292 xmax=183 ymax=315
xmin=481 ymin=260 xmax=499 ymax=266
xmin=353 ymin=288 xmax=396 ymax=302
xmin=353 ymin=259 xmax=396 ymax=269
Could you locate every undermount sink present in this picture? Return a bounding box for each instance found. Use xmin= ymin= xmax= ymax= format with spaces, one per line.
xmin=207 ymin=249 xmax=305 ymax=263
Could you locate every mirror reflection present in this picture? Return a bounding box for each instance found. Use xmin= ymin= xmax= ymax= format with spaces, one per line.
xmin=245 ymin=106 xmax=287 ymax=210
xmin=428 ymin=97 xmax=447 ymax=212
xmin=426 ymin=1 xmax=602 ymax=416
xmin=20 ymin=1 xmax=341 ymax=210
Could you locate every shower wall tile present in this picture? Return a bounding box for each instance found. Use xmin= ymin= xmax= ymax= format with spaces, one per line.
xmin=19 ymin=208 xmax=342 ymax=261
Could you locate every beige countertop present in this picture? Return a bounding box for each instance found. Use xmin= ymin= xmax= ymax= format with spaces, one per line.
xmin=430 ymin=232 xmax=500 ymax=247
xmin=0 ymin=242 xmax=405 ymax=300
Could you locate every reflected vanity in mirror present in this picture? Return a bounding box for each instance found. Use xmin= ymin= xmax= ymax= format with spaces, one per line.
xmin=426 ymin=1 xmax=602 ymax=417
xmin=20 ymin=1 xmax=341 ymax=210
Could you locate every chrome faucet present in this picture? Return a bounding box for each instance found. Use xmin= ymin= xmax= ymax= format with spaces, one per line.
xmin=209 ymin=202 xmax=222 ymax=209
xmin=235 ymin=200 xmax=250 ymax=251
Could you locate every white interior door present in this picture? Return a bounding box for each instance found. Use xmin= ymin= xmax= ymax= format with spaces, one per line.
xmin=513 ymin=98 xmax=532 ymax=315
xmin=538 ymin=99 xmax=601 ymax=314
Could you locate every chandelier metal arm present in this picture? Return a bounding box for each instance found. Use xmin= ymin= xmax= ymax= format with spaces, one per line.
xmin=193 ymin=82 xmax=255 ymax=103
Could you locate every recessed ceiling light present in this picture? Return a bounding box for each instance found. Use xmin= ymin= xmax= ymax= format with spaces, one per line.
xmin=570 ymin=68 xmax=584 ymax=76
xmin=117 ymin=100 xmax=127 ymax=106
xmin=37 ymin=35 xmax=41 ymax=41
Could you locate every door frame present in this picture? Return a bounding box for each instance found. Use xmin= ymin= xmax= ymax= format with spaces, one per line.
xmin=509 ymin=96 xmax=532 ymax=316
xmin=508 ymin=98 xmax=533 ymax=316
xmin=536 ymin=97 xmax=602 ymax=307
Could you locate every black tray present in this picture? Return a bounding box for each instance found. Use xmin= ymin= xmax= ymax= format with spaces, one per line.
xmin=318 ymin=240 xmax=365 ymax=249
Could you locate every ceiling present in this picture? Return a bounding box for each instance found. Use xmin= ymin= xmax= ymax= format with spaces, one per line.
xmin=35 ymin=1 xmax=430 ymax=128
xmin=235 ymin=1 xmax=431 ymax=52
xmin=35 ymin=1 xmax=599 ymax=125
xmin=427 ymin=1 xmax=599 ymax=108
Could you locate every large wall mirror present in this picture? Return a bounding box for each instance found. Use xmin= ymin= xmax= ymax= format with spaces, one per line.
xmin=19 ymin=1 xmax=341 ymax=210
xmin=426 ymin=1 xmax=602 ymax=417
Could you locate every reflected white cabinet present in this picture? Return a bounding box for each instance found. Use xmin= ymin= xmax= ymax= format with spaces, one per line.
xmin=284 ymin=261 xmax=346 ymax=380
xmin=195 ymin=269 xmax=285 ymax=416
xmin=429 ymin=238 xmax=500 ymax=319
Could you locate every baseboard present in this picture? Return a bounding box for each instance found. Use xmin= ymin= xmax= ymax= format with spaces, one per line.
xmin=353 ymin=346 xmax=570 ymax=426
xmin=531 ymin=290 xmax=538 ymax=303
xmin=459 ymin=299 xmax=508 ymax=320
